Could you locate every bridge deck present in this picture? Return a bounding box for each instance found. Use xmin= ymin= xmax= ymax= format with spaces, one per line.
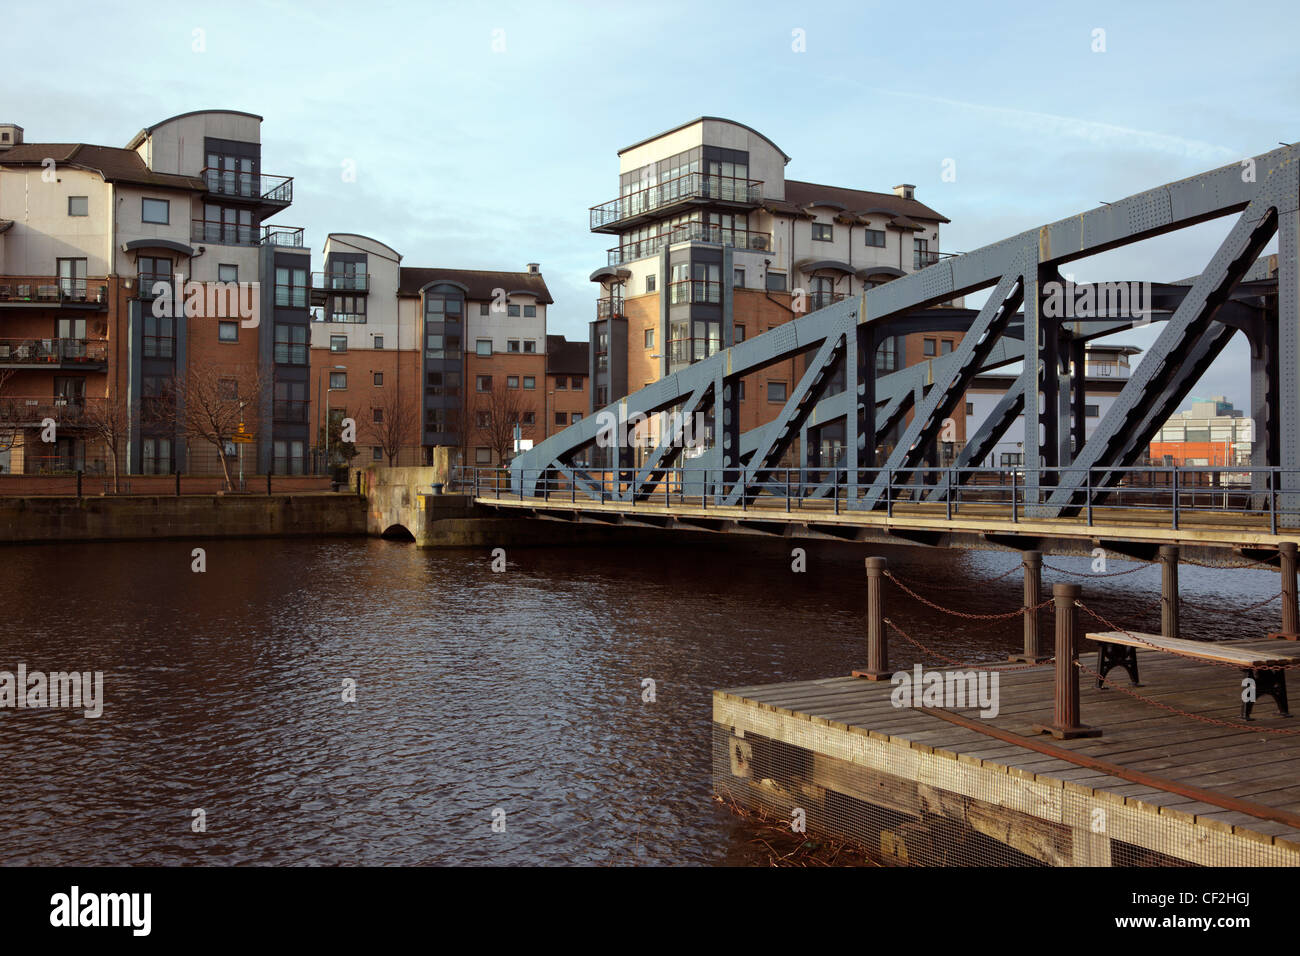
xmin=713 ymin=645 xmax=1300 ymax=866
xmin=475 ymin=492 xmax=1297 ymax=555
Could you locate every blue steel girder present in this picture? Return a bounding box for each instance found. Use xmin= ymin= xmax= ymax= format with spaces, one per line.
xmin=512 ymin=144 xmax=1300 ymax=517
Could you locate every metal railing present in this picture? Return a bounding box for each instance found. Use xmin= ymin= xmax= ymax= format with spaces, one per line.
xmin=608 ymin=221 xmax=773 ymax=265
xmin=0 ymin=337 xmax=107 ymax=365
xmin=0 ymin=394 xmax=105 ymax=425
xmin=201 ymin=168 xmax=293 ymax=205
xmin=590 ymin=172 xmax=763 ymax=229
xmin=456 ymin=464 xmax=1300 ymax=534
xmin=313 ymin=272 xmax=369 ymax=292
xmin=262 ymin=225 xmax=305 ymax=248
xmin=668 ymin=279 xmax=722 ymax=305
xmin=800 ymin=291 xmax=850 ymax=313
xmin=667 ymin=336 xmax=723 ymax=365
xmin=596 ymin=296 xmax=625 ymax=320
xmin=191 ymin=219 xmax=260 ymax=246
xmin=914 ymin=249 xmax=940 ymax=269
xmin=0 ymin=281 xmax=108 ymax=305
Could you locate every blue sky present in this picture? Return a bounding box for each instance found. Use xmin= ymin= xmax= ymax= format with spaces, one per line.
xmin=8 ymin=0 xmax=1299 ymax=407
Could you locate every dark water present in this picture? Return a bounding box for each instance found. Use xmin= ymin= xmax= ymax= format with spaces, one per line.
xmin=0 ymin=534 xmax=1283 ymax=865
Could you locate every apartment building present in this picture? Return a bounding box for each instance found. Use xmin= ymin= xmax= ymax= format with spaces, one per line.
xmin=966 ymin=344 xmax=1141 ymax=468
xmin=308 ymin=243 xmax=553 ymax=468
xmin=587 ymin=117 xmax=953 ymax=465
xmin=0 ymin=110 xmax=310 ymax=477
xmin=545 ymin=334 xmax=589 ymax=439
xmin=1150 ymin=395 xmax=1253 ymax=466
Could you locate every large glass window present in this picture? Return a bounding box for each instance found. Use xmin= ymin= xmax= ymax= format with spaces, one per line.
xmin=273 ymin=324 xmax=308 ymax=364
xmin=141 ymin=198 xmax=170 ymax=224
xmin=275 ymin=267 xmax=308 ymax=308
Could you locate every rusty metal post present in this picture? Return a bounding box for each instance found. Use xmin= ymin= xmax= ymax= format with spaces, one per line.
xmin=855 ymin=557 xmax=891 ymax=680
xmin=1281 ymin=542 xmax=1298 ymax=638
xmin=1160 ymin=544 xmax=1179 ymax=639
xmin=1011 ymin=550 xmax=1049 ymax=663
xmin=1033 ymin=582 xmax=1101 ymax=739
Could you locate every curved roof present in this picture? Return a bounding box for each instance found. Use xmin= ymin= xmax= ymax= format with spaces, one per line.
xmin=858 ymin=265 xmax=906 ymax=279
xmin=617 ymin=116 xmax=790 ymax=163
xmin=126 ymin=110 xmax=263 ymax=150
xmin=325 ymin=232 xmax=402 ymax=260
xmin=122 ymin=238 xmax=195 ymax=257
xmin=589 ymin=266 xmax=631 ymax=283
xmin=795 ymin=258 xmax=856 ymax=275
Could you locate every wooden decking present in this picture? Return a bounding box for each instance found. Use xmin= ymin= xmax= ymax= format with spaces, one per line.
xmin=714 ymin=644 xmax=1300 ymax=866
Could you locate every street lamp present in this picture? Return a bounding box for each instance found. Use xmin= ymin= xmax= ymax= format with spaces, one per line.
xmin=320 ymin=364 xmax=347 ymax=472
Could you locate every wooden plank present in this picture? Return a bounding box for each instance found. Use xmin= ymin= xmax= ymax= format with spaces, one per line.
xmin=1087 ymin=631 xmax=1298 ymax=666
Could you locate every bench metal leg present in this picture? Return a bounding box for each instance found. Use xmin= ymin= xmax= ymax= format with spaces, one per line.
xmin=1242 ymin=668 xmax=1290 ymax=720
xmin=1096 ymin=643 xmax=1141 ymax=688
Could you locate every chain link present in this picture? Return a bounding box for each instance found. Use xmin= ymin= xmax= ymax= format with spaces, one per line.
xmin=1042 ymin=560 xmax=1153 ymax=578
xmin=883 ymin=617 xmax=1052 ymax=672
xmin=885 ymin=571 xmax=1055 ymax=620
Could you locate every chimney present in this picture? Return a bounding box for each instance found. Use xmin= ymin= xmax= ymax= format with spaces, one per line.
xmin=526 ymin=262 xmax=540 ymax=275
xmin=893 ymin=184 xmax=915 ymax=200
xmin=0 ymin=124 xmax=23 ymax=150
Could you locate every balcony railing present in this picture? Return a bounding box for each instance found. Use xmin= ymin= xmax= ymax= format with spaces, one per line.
xmin=914 ymin=249 xmax=940 ymax=269
xmin=667 ymin=336 xmax=723 ymax=365
xmin=608 ymin=221 xmax=773 ymax=266
xmin=596 ymin=296 xmax=625 ymax=320
xmin=202 ymin=168 xmax=293 ymax=205
xmin=312 ymin=272 xmax=369 ymax=292
xmin=590 ymin=172 xmax=763 ymax=230
xmin=668 ymin=280 xmax=722 ymax=306
xmin=0 ymin=395 xmax=103 ymax=426
xmin=192 ymin=219 xmax=260 ymax=246
xmin=0 ymin=337 xmax=107 ymax=365
xmin=800 ymin=291 xmax=850 ymax=313
xmin=0 ymin=281 xmax=109 ymax=306
xmin=263 ymin=225 xmax=305 ymax=248
xmin=137 ymin=272 xmax=174 ymax=299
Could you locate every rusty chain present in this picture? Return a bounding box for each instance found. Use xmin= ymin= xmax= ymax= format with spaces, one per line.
xmin=883 ymin=617 xmax=1053 ymax=673
xmin=885 ymin=571 xmax=1055 ymax=620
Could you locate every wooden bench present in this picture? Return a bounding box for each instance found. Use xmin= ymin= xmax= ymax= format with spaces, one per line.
xmin=1087 ymin=630 xmax=1298 ymax=720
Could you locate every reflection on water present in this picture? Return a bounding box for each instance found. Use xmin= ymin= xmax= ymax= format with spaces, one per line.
xmin=0 ymin=535 xmax=1282 ymax=865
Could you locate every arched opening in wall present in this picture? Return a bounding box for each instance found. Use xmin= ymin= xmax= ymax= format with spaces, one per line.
xmin=381 ymin=524 xmax=416 ymax=542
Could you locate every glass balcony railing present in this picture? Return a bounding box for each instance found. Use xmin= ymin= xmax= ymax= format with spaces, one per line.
xmin=313 ymin=272 xmax=369 ymax=292
xmin=914 ymin=249 xmax=940 ymax=269
xmin=667 ymin=336 xmax=723 ymax=365
xmin=191 ymin=219 xmax=260 ymax=246
xmin=608 ymin=221 xmax=773 ymax=266
xmin=590 ymin=172 xmax=763 ymax=230
xmin=0 ymin=337 xmax=107 ymax=365
xmin=595 ymin=296 xmax=625 ymax=319
xmin=668 ymin=280 xmax=722 ymax=306
xmin=801 ymin=291 xmax=850 ymax=313
xmin=0 ymin=394 xmax=104 ymax=425
xmin=202 ymin=168 xmax=293 ymax=205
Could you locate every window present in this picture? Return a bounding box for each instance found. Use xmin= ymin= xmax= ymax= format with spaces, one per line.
xmin=56 ymin=257 xmax=88 ymax=298
xmin=812 ymin=223 xmax=833 ymax=242
xmin=767 ymin=382 xmax=787 ymax=403
xmin=766 ymin=272 xmax=787 ymax=292
xmin=523 ymin=340 xmax=536 ymax=353
xmin=274 ymin=324 xmax=308 ymax=365
xmin=373 ymin=408 xmax=384 ymax=423
xmin=373 ymin=335 xmax=384 ymax=349
xmin=555 ymin=376 xmax=567 ymax=390
xmin=734 ymin=325 xmax=746 ymax=343
xmin=965 ymin=402 xmax=974 ymax=415
xmin=476 ymin=447 xmax=492 ymax=464
xmin=330 ymin=335 xmax=347 ymax=353
xmin=373 ymin=372 xmax=383 ymax=387
xmin=142 ymin=438 xmax=172 ymax=475
xmin=68 ymin=196 xmax=88 ymax=217
xmin=476 ymin=375 xmax=492 ymax=392
xmin=277 ymin=267 xmax=309 ymax=309
xmin=508 ymin=340 xmax=521 ymax=352
xmin=141 ymin=198 xmax=170 ymax=224
xmin=646 ymin=274 xmax=656 ymax=293
xmin=555 ymin=412 xmax=567 ymax=426
xmin=218 ymin=321 xmax=238 ymax=342
xmin=1085 ymin=404 xmax=1100 ymax=418
xmin=143 ymin=314 xmax=175 ymax=358
xmin=476 ymin=339 xmax=492 ymax=356
xmin=273 ymin=381 xmax=307 ymax=423
xmin=372 ymin=447 xmax=382 ymax=461
xmin=476 ymin=411 xmax=491 ymax=428
xmin=218 ymin=264 xmax=238 ymax=283
xmin=523 ymin=305 xmax=536 ymax=318
xmin=426 ymin=371 xmax=461 ymax=397
xmin=941 ymin=340 xmax=953 ymax=354
xmin=219 ymin=378 xmax=238 ymax=401
xmin=523 ymin=376 xmax=535 ymax=390
xmin=507 ymin=375 xmax=519 ymax=389
xmin=734 ymin=268 xmax=745 ymax=288
xmin=645 ymin=328 xmax=655 ymax=348
xmin=522 ymin=411 xmax=535 ymax=426
xmin=596 ymin=385 xmax=608 ymax=405
xmin=330 ymin=371 xmax=347 ymax=390
xmin=876 ymin=340 xmax=897 ymax=373
xmin=864 ymin=228 xmax=886 ymax=247
xmin=571 ymin=413 xmax=582 ymax=423
xmin=507 ymin=304 xmax=520 ymax=317
xmin=571 ymin=376 xmax=583 ymax=391
xmin=923 ymin=338 xmax=937 ymax=356
xmin=738 ymin=381 xmax=746 ymax=400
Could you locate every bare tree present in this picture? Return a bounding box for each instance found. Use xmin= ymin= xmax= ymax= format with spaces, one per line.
xmin=80 ymin=394 xmax=130 ymax=492
xmin=364 ymin=387 xmax=420 ymax=466
xmin=163 ymin=363 xmax=264 ymax=490
xmin=475 ymin=384 xmax=536 ymax=465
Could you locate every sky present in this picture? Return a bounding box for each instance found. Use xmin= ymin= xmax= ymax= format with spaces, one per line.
xmin=6 ymin=0 xmax=1299 ymax=409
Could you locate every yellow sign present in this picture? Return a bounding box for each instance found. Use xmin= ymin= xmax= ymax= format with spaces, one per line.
xmin=232 ymin=433 xmax=256 ymax=444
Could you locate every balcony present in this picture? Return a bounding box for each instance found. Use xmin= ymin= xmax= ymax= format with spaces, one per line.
xmin=0 ymin=280 xmax=109 ymax=309
xmin=667 ymin=336 xmax=722 ymax=366
xmin=192 ymin=218 xmax=260 ymax=247
xmin=801 ymin=291 xmax=850 ymax=313
xmin=263 ymin=225 xmax=305 ymax=248
xmin=0 ymin=337 xmax=108 ymax=367
xmin=914 ymin=249 xmax=940 ymax=269
xmin=202 ymin=167 xmax=293 ymax=212
xmin=596 ymin=296 xmax=625 ymax=320
xmin=590 ymin=172 xmax=764 ymax=233
xmin=668 ymin=280 xmax=722 ymax=306
xmin=312 ymin=272 xmax=369 ymax=293
xmin=607 ymin=221 xmax=773 ymax=266
xmin=0 ymin=394 xmax=104 ymax=427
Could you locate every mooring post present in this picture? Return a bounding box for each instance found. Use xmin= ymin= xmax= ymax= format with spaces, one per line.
xmin=1281 ymin=542 xmax=1298 ymax=638
xmin=175 ymin=469 xmax=181 ymax=497
xmin=1159 ymin=544 xmax=1180 ymax=639
xmin=1033 ymin=582 xmax=1101 ymax=739
xmin=1011 ymin=550 xmax=1048 ymax=663
xmin=267 ymin=470 xmax=273 ymax=496
xmin=855 ymin=557 xmax=891 ymax=680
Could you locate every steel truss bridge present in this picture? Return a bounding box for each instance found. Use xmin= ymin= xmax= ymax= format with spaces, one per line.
xmin=498 ymin=145 xmax=1300 ymax=552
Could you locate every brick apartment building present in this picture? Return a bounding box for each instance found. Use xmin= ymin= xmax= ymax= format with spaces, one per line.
xmin=308 ymin=233 xmax=553 ymax=469
xmin=545 ymin=334 xmax=588 ymax=439
xmin=0 ymin=110 xmax=311 ymax=478
xmin=586 ymin=116 xmax=957 ymax=468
